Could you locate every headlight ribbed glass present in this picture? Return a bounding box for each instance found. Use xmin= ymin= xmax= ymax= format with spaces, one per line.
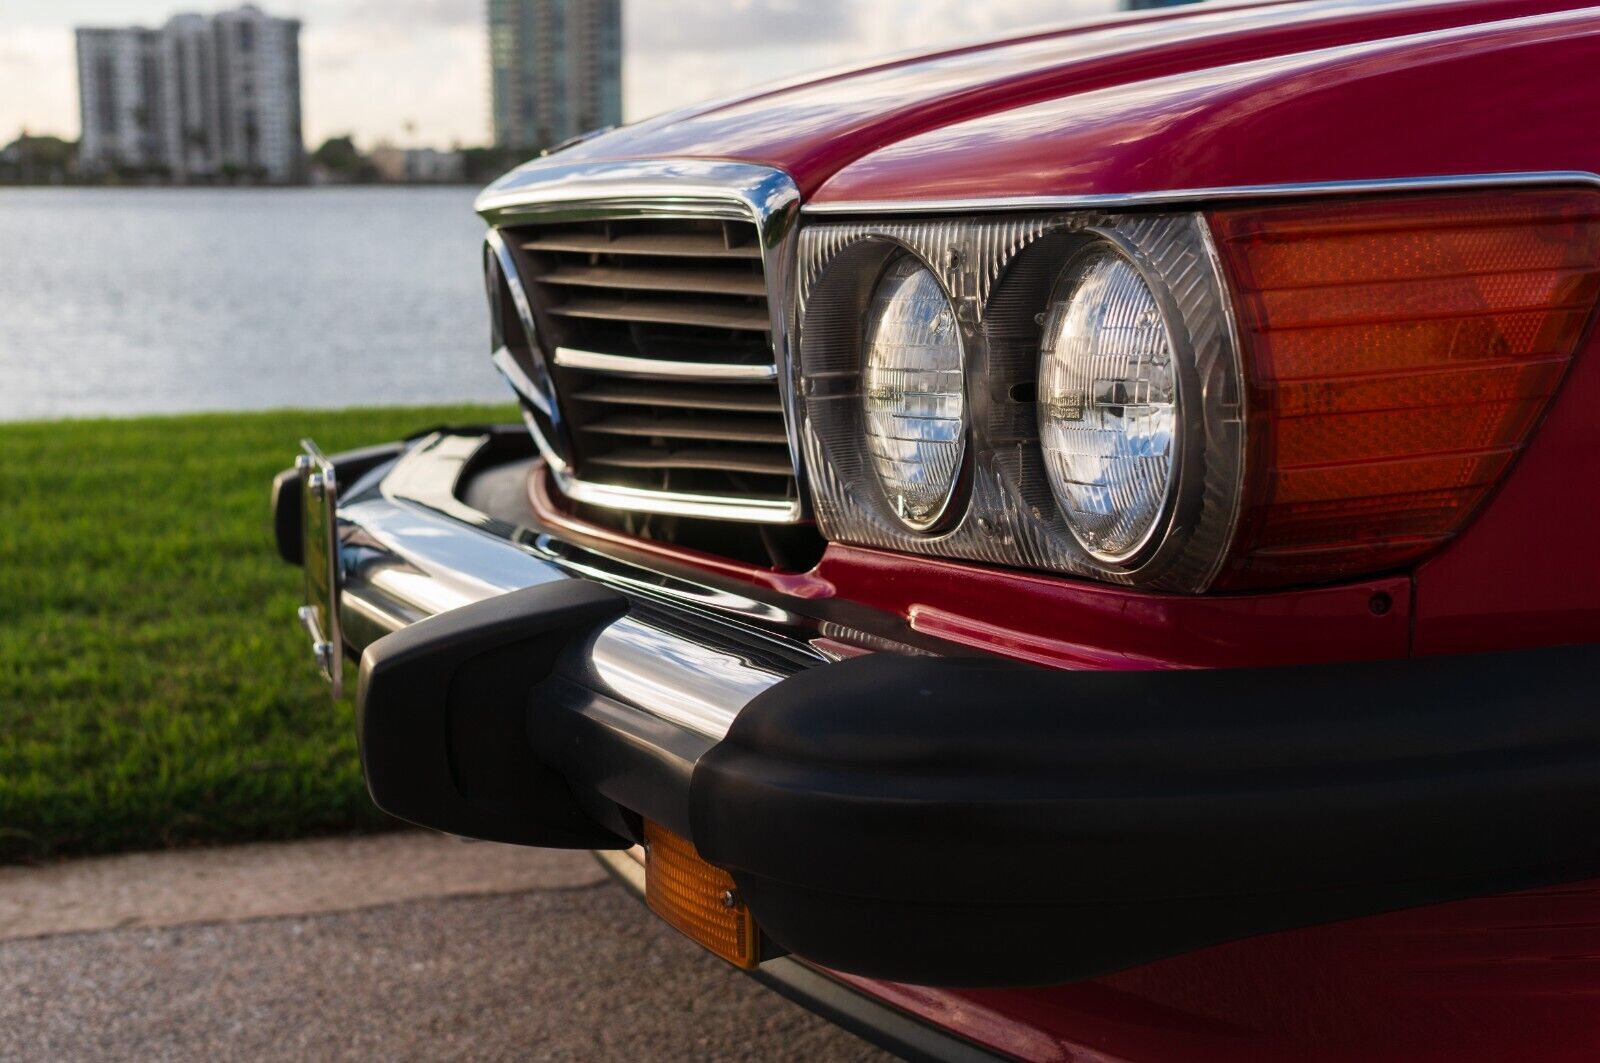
xmin=860 ymin=255 xmax=967 ymax=531
xmin=1038 ymin=246 xmax=1179 ymax=564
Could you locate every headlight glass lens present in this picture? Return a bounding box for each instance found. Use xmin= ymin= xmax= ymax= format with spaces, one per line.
xmin=861 ymin=255 xmax=966 ymax=530
xmin=1038 ymin=246 xmax=1179 ymax=564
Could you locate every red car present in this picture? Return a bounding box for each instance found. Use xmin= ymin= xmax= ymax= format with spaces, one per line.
xmin=275 ymin=1 xmax=1600 ymax=1059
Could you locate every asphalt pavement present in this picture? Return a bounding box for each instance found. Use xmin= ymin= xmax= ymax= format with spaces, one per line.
xmin=0 ymin=833 xmax=891 ymax=1062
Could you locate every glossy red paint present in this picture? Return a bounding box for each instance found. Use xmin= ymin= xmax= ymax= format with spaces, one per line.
xmin=531 ymin=462 xmax=1413 ymax=668
xmin=831 ymin=877 xmax=1600 ymax=1063
xmin=813 ymin=544 xmax=1410 ymax=669
xmin=813 ymin=5 xmax=1600 ymax=205
xmin=551 ymin=0 xmax=1597 ymax=199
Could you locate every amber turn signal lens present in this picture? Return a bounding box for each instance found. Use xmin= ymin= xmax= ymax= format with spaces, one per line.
xmin=644 ymin=821 xmax=760 ymax=969
xmin=1209 ymin=189 xmax=1600 ymax=588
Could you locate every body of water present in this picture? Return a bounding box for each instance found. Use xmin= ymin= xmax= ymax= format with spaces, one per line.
xmin=0 ymin=187 xmax=512 ymax=421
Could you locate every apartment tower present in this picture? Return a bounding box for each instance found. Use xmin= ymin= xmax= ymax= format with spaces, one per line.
xmin=489 ymin=0 xmax=623 ymax=151
xmin=76 ymin=5 xmax=304 ymax=182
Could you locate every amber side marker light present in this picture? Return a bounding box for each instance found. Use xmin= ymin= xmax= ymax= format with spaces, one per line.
xmin=644 ymin=821 xmax=761 ymax=969
xmin=1207 ymin=188 xmax=1600 ymax=589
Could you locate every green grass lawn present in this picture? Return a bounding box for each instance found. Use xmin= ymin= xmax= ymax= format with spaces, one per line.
xmin=0 ymin=404 xmax=517 ymax=863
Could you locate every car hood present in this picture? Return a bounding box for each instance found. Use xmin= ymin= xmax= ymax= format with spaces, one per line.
xmin=546 ymin=0 xmax=1595 ymax=200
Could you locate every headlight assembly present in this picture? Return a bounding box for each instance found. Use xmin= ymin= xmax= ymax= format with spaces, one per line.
xmin=796 ymin=213 xmax=1245 ymax=593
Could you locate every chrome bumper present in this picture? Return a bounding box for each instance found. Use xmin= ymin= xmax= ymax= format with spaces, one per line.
xmin=319 ymin=428 xmax=917 ymax=741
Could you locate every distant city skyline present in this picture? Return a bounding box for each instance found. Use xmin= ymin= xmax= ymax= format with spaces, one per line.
xmin=1 ymin=0 xmax=1124 ymax=148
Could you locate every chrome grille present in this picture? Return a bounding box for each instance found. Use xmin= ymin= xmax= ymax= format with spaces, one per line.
xmin=503 ymin=215 xmax=799 ymax=511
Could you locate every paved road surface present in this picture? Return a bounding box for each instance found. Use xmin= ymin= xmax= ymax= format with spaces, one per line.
xmin=0 ymin=834 xmax=891 ymax=1062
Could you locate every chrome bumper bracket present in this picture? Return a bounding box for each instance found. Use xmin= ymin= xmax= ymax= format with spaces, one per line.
xmin=296 ymin=440 xmax=344 ymax=699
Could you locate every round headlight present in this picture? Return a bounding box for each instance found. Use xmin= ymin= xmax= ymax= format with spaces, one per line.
xmin=1038 ymin=245 xmax=1179 ymax=565
xmin=861 ymin=255 xmax=967 ymax=531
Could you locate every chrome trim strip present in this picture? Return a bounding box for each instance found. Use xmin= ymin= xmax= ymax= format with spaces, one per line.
xmin=558 ymin=476 xmax=803 ymax=524
xmin=485 ymin=230 xmax=571 ymax=475
xmin=476 ymin=159 xmax=798 ymax=223
xmin=491 ymin=346 xmax=572 ymax=475
xmin=801 ymin=170 xmax=1600 ymax=216
xmin=477 ymin=159 xmax=807 ymax=525
xmin=553 ymin=346 xmax=779 ymax=381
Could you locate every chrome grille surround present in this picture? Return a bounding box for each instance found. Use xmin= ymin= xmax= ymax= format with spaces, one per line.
xmin=477 ymin=160 xmax=805 ymax=524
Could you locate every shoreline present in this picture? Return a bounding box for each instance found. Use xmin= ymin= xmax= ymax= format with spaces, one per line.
xmin=0 ymin=396 xmax=513 ymax=429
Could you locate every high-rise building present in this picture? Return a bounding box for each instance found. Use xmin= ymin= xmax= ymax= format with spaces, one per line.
xmin=76 ymin=5 xmax=304 ymax=182
xmin=489 ymin=0 xmax=623 ymax=151
xmin=75 ymin=26 xmax=167 ymax=174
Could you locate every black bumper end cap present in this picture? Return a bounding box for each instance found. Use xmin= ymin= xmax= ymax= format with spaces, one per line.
xmin=356 ymin=580 xmax=631 ymax=849
xmin=271 ymin=466 xmax=303 ymax=567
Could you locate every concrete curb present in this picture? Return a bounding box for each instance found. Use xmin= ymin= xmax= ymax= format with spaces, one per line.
xmin=0 ymin=831 xmax=607 ymax=940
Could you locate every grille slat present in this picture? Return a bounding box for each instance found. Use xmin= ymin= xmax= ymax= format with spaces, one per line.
xmin=554 ymin=348 xmax=777 ymax=380
xmin=503 ymin=213 xmax=798 ymax=508
xmin=521 ymin=231 xmax=762 ymax=259
xmin=547 ymin=295 xmax=772 ymax=333
xmin=574 ymin=382 xmax=784 ymax=414
xmin=582 ymin=413 xmax=790 ymax=445
xmin=534 ymin=264 xmax=768 ymax=298
xmin=588 ymin=447 xmax=795 ymax=477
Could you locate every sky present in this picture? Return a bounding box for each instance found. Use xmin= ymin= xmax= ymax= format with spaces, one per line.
xmin=0 ymin=0 xmax=1121 ymax=148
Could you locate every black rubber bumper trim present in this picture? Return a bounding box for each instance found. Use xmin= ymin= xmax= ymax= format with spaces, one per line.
xmin=356 ymin=581 xmax=632 ymax=849
xmin=689 ymin=644 xmax=1600 ymax=986
xmin=531 ymin=677 xmax=709 ymax=840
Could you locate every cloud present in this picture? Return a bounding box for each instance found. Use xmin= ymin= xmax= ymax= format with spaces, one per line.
xmin=0 ymin=27 xmax=76 ymax=141
xmin=341 ymin=0 xmax=481 ymax=28
xmin=846 ymin=0 xmax=1117 ymax=59
xmin=302 ymin=21 xmax=487 ymax=146
xmin=629 ymin=0 xmax=855 ymax=52
xmin=625 ymin=0 xmax=1119 ymax=119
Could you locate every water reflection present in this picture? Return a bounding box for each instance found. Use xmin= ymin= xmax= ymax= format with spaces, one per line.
xmin=0 ymin=186 xmax=508 ymax=420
